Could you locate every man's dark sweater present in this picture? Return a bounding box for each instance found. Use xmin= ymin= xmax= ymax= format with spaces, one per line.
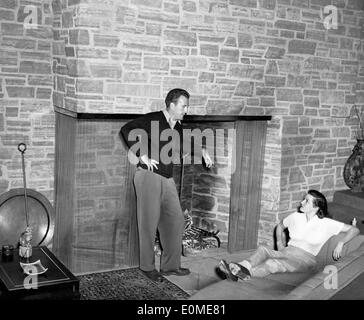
xmin=120 ymin=111 xmax=183 ymax=179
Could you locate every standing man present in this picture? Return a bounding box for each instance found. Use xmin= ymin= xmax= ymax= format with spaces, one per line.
xmin=120 ymin=88 xmax=213 ymax=282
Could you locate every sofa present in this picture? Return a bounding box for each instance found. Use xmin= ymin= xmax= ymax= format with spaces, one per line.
xmin=190 ymin=233 xmax=364 ymax=300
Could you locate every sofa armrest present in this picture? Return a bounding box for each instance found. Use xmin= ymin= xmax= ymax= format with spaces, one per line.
xmin=285 ymin=242 xmax=364 ymax=300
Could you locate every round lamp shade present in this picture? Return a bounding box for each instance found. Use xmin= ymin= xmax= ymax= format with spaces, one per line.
xmin=0 ymin=188 xmax=54 ymax=248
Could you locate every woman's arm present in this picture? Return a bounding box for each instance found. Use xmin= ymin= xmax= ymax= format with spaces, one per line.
xmin=275 ymin=220 xmax=287 ymax=251
xmin=333 ymin=224 xmax=360 ymax=260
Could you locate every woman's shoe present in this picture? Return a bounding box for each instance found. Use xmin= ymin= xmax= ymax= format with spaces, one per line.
xmin=216 ymin=260 xmax=238 ymax=281
xmin=214 ymin=266 xmax=227 ymax=280
xmin=229 ymin=262 xmax=251 ymax=281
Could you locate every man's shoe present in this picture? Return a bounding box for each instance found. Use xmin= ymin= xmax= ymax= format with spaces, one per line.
xmin=160 ymin=267 xmax=191 ymax=276
xmin=141 ymin=269 xmax=164 ymax=282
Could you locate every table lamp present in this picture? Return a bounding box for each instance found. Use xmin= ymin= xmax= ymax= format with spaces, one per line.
xmin=17 ymin=143 xmax=32 ymax=259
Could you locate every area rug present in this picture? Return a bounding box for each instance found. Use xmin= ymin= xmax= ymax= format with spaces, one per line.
xmin=78 ymin=268 xmax=190 ymax=300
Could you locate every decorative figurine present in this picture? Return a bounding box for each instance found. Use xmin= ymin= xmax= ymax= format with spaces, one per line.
xmin=19 ymin=226 xmax=32 ymax=258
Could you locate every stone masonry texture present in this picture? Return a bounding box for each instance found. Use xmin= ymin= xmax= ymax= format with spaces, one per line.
xmin=0 ymin=0 xmax=54 ymax=203
xmin=1 ymin=0 xmax=363 ymax=248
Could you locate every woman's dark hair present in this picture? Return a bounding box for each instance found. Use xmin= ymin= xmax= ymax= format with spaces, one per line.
xmin=165 ymin=88 xmax=190 ymax=109
xmin=308 ymin=189 xmax=331 ymax=219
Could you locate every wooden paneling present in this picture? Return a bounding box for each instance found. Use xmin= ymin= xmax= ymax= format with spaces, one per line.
xmin=53 ymin=112 xmax=76 ymax=267
xmin=54 ymin=114 xmax=139 ymax=273
xmin=77 ymin=113 xmax=271 ymax=122
xmin=228 ymin=120 xmax=268 ymax=252
xmin=125 ymin=158 xmax=139 ymax=267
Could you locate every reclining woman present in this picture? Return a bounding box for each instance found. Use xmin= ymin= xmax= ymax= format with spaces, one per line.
xmin=217 ymin=189 xmax=360 ymax=281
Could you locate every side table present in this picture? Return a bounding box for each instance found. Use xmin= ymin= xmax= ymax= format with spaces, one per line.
xmin=0 ymin=246 xmax=80 ymax=300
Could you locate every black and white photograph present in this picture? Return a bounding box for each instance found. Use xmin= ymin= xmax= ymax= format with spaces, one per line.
xmin=0 ymin=0 xmax=363 ymax=311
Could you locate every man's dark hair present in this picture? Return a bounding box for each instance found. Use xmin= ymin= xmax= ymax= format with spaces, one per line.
xmin=308 ymin=189 xmax=331 ymax=219
xmin=165 ymin=88 xmax=190 ymax=109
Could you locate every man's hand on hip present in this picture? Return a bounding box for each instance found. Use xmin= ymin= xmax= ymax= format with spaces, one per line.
xmin=140 ymin=155 xmax=159 ymax=171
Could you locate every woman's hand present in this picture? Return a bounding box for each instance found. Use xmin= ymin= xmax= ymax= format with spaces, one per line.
xmin=332 ymin=225 xmax=360 ymax=260
xmin=333 ymin=241 xmax=344 ymax=261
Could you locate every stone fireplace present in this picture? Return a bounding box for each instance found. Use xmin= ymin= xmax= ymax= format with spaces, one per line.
xmin=52 ymin=109 xmax=270 ymax=273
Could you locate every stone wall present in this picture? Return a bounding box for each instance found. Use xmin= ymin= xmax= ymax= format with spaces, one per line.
xmin=52 ymin=0 xmax=363 ymax=246
xmin=1 ymin=0 xmax=363 ymax=248
xmin=0 ymin=0 xmax=54 ymax=201
xmin=52 ymin=0 xmax=82 ymax=113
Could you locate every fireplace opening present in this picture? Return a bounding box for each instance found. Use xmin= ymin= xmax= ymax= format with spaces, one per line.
xmin=174 ymin=121 xmax=235 ymax=247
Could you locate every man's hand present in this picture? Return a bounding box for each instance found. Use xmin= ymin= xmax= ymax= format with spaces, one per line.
xmin=333 ymin=241 xmax=344 ymax=261
xmin=140 ymin=155 xmax=159 ymax=171
xmin=202 ymin=148 xmax=213 ymax=168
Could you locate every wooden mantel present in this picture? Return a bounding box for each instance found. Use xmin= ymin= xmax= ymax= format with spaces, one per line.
xmin=53 ymin=108 xmax=271 ymax=273
xmin=54 ymin=107 xmax=272 ymax=122
xmin=78 ymin=114 xmax=272 ymax=122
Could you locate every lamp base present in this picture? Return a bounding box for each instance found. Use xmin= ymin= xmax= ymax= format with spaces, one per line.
xmin=19 ymin=245 xmax=32 ymax=258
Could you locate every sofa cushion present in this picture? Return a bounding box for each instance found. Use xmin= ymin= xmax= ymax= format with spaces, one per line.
xmin=190 ymin=234 xmax=364 ymax=300
xmin=190 ymin=277 xmax=295 ymax=300
xmin=265 ymin=271 xmax=313 ymax=287
xmin=261 ymin=235 xmax=364 ymax=286
xmin=285 ymin=241 xmax=364 ymax=300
